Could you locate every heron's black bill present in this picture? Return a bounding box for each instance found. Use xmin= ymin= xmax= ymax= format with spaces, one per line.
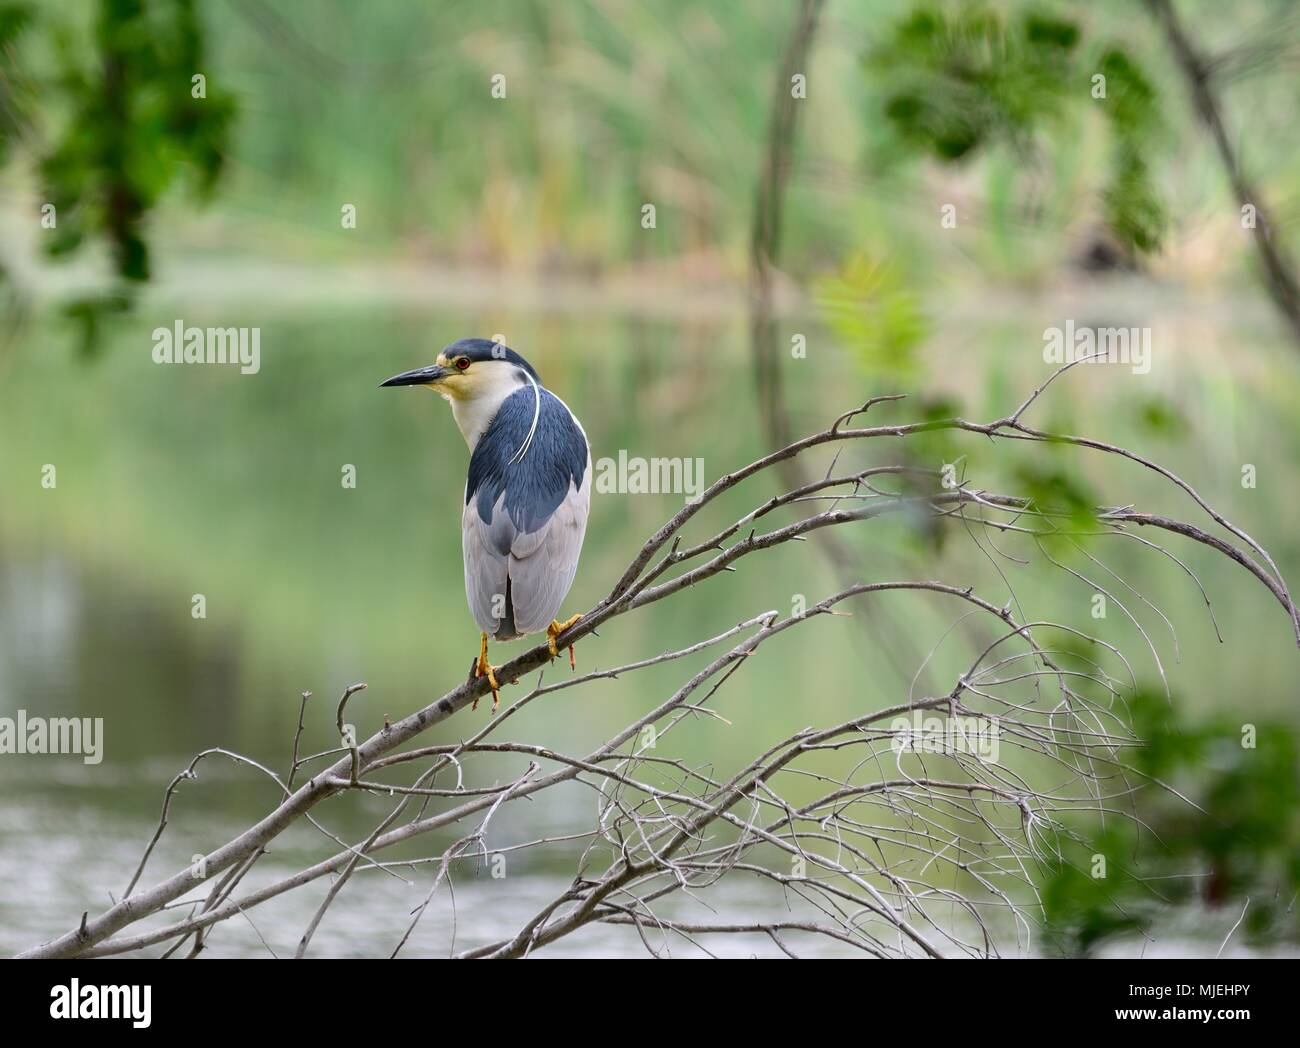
xmin=380 ymin=364 xmax=449 ymax=388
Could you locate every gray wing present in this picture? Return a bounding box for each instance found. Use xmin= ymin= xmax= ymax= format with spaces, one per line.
xmin=508 ymin=456 xmax=591 ymax=635
xmin=462 ymin=457 xmax=591 ymax=638
xmin=462 ymin=490 xmax=511 ymax=635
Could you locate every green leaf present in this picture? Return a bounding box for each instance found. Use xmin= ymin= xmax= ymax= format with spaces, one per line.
xmin=813 ymin=254 xmax=928 ymax=381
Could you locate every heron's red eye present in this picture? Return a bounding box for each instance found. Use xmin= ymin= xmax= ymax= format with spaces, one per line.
xmin=455 ymin=357 xmax=470 ymax=371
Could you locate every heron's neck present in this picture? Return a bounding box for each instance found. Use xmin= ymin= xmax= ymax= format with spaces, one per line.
xmin=446 ymin=368 xmax=534 ymax=449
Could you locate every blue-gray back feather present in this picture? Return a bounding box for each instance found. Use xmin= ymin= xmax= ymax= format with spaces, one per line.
xmin=467 ymin=387 xmax=587 ymax=535
xmin=462 ymin=385 xmax=591 ymax=638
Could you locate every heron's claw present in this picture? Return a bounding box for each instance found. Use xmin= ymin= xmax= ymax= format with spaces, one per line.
xmin=547 ymin=614 xmax=583 ymax=671
xmin=474 ymin=631 xmax=501 ymax=712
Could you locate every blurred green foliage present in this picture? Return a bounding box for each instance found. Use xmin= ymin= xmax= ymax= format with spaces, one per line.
xmin=813 ymin=253 xmax=929 ymax=380
xmin=1135 ymin=395 xmax=1191 ymax=440
xmin=198 ymin=0 xmax=791 ymax=269
xmin=1040 ymin=688 xmax=1300 ymax=955
xmin=868 ymin=2 xmax=1166 ymax=257
xmin=874 ymin=6 xmax=1079 ymax=161
xmin=2 ymin=0 xmax=234 ymax=351
xmin=0 ymin=3 xmax=32 ymax=168
xmin=3 ymin=0 xmax=1293 ymax=315
xmin=41 ymin=0 xmax=234 ymax=279
xmin=1014 ymin=458 xmax=1101 ymax=554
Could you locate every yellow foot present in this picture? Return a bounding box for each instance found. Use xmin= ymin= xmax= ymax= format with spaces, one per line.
xmin=547 ymin=614 xmax=583 ymax=671
xmin=474 ymin=631 xmax=501 ymax=712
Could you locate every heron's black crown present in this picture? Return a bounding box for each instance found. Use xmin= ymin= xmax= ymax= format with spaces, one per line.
xmin=444 ymin=338 xmax=540 ymax=382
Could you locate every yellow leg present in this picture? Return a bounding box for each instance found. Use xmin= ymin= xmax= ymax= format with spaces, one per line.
xmin=475 ymin=631 xmax=501 ymax=712
xmin=547 ymin=614 xmax=583 ymax=670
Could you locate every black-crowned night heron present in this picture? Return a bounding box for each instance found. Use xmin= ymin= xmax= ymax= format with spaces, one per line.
xmin=381 ymin=338 xmax=591 ymax=710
